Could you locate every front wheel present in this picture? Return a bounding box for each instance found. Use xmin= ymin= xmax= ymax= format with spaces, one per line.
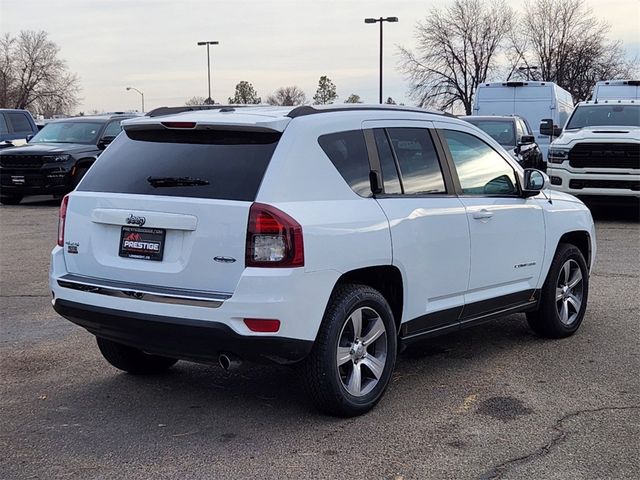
xmin=300 ymin=284 xmax=397 ymax=417
xmin=527 ymin=243 xmax=589 ymax=338
xmin=96 ymin=337 xmax=178 ymax=374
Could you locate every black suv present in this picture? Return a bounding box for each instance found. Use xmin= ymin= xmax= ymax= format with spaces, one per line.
xmin=0 ymin=114 xmax=136 ymax=205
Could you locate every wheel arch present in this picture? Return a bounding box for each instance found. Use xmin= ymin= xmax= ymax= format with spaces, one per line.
xmin=557 ymin=230 xmax=592 ymax=271
xmin=333 ymin=265 xmax=404 ymax=331
xmin=74 ymin=156 xmax=97 ymax=170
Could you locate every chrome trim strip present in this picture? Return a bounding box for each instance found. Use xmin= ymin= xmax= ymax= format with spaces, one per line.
xmin=57 ymin=274 xmax=230 ymax=308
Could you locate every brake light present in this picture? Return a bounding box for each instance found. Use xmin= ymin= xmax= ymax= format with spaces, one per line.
xmin=246 ymin=203 xmax=304 ymax=267
xmin=57 ymin=194 xmax=69 ymax=247
xmin=161 ymin=121 xmax=197 ymax=129
xmin=244 ymin=318 xmax=281 ymax=333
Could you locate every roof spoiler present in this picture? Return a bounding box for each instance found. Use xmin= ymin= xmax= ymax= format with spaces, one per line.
xmin=146 ymin=105 xmax=253 ymax=118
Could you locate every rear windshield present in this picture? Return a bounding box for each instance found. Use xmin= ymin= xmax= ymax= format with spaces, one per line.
xmin=78 ymin=128 xmax=281 ymax=201
xmin=566 ymin=105 xmax=640 ymax=129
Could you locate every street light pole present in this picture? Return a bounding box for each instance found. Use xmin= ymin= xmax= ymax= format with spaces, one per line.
xmin=125 ymin=86 xmax=144 ymax=112
xmin=365 ymin=16 xmax=398 ymax=104
xmin=197 ymin=41 xmax=219 ymax=104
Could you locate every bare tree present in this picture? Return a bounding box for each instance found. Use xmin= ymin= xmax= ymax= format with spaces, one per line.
xmin=185 ymin=96 xmax=207 ymax=106
xmin=508 ymin=0 xmax=637 ymax=101
xmin=266 ymin=86 xmax=306 ymax=106
xmin=0 ymin=31 xmax=80 ymax=116
xmin=399 ymin=0 xmax=513 ymax=114
xmin=228 ymin=81 xmax=261 ymax=104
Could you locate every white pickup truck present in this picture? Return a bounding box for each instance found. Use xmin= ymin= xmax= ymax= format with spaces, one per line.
xmin=542 ymin=100 xmax=639 ymax=201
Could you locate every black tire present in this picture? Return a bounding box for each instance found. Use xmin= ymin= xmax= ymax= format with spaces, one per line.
xmin=527 ymin=243 xmax=589 ymax=338
xmin=71 ymin=166 xmax=88 ymax=189
xmin=0 ymin=195 xmax=23 ymax=205
xmin=96 ymin=337 xmax=178 ymax=374
xmin=300 ymin=284 xmax=397 ymax=417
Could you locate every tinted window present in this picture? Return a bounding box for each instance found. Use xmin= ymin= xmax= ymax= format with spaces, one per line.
xmin=387 ymin=128 xmax=446 ymax=194
xmin=0 ymin=114 xmax=8 ymax=134
xmin=102 ymin=120 xmax=124 ymax=138
xmin=318 ymin=130 xmax=371 ymax=197
xmin=373 ymin=129 xmax=402 ymax=194
xmin=443 ymin=130 xmax=518 ymax=196
xmin=78 ymin=129 xmax=281 ymax=201
xmin=30 ymin=121 xmax=103 ymax=144
xmin=566 ymin=105 xmax=640 ymax=129
xmin=7 ymin=113 xmax=32 ymax=133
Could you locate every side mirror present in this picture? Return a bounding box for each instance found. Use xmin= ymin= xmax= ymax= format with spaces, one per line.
xmin=519 ymin=135 xmax=535 ymax=145
xmin=97 ymin=135 xmax=116 ymax=150
xmin=522 ymin=168 xmax=548 ymax=197
xmin=26 ymin=134 xmax=34 ymax=142
xmin=539 ymin=119 xmax=562 ymax=137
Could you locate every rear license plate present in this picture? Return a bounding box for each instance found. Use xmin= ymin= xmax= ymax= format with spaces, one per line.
xmin=119 ymin=226 xmax=166 ymax=261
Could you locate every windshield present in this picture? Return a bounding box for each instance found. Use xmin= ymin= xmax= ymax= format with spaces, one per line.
xmin=464 ymin=119 xmax=515 ymax=146
xmin=566 ymin=105 xmax=640 ymax=129
xmin=29 ymin=121 xmax=103 ymax=144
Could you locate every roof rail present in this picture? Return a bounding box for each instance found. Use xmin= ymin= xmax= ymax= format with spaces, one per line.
xmin=287 ymin=104 xmax=454 ymax=119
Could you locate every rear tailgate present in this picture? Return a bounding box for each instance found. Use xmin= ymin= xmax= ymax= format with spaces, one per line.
xmin=64 ymin=126 xmax=282 ymax=295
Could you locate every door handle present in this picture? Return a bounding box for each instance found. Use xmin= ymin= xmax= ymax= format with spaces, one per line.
xmin=472 ymin=209 xmax=494 ymax=220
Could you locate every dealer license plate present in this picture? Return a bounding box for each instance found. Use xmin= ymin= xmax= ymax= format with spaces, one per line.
xmin=119 ymin=226 xmax=166 ymax=261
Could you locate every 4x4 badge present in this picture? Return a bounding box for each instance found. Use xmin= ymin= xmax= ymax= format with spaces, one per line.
xmin=126 ymin=214 xmax=146 ymax=226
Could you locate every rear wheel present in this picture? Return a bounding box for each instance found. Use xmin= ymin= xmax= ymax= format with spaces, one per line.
xmin=0 ymin=195 xmax=23 ymax=205
xmin=300 ymin=284 xmax=397 ymax=417
xmin=527 ymin=243 xmax=589 ymax=338
xmin=96 ymin=337 xmax=178 ymax=374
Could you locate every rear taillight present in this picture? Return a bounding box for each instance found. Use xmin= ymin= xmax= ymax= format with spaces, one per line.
xmin=57 ymin=194 xmax=69 ymax=247
xmin=245 ymin=203 xmax=304 ymax=268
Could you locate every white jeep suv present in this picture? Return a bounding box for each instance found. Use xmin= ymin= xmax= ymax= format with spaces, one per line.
xmin=50 ymin=105 xmax=596 ymax=416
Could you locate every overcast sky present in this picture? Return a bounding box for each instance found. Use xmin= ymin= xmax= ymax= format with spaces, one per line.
xmin=2 ymin=0 xmax=639 ymax=113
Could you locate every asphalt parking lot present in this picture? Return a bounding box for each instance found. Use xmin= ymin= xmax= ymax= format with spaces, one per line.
xmin=1 ymin=197 xmax=639 ymax=480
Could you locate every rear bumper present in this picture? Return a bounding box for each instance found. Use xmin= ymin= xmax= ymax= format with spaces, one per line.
xmin=54 ymin=299 xmax=312 ymax=365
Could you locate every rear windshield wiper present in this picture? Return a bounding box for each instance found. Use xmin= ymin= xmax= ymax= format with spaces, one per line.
xmin=147 ymin=176 xmax=210 ymax=187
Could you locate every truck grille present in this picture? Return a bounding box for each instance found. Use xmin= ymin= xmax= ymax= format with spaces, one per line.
xmin=569 ymin=179 xmax=640 ymax=191
xmin=0 ymin=154 xmax=44 ymax=169
xmin=568 ymin=143 xmax=640 ymax=169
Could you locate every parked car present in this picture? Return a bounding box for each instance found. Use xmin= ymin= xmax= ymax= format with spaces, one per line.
xmin=461 ymin=115 xmax=544 ymax=170
xmin=542 ymin=100 xmax=640 ymax=201
xmin=472 ymin=81 xmax=574 ymax=159
xmin=0 ymin=108 xmax=39 ymax=150
xmin=0 ymin=114 xmax=136 ymax=205
xmin=592 ymin=79 xmax=639 ymax=101
xmin=50 ymin=105 xmax=595 ymax=416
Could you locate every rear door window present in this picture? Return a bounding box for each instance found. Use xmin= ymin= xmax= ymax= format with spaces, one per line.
xmin=78 ymin=128 xmax=281 ymax=201
xmin=318 ymin=130 xmax=371 ymax=197
xmin=386 ymin=128 xmax=446 ymax=194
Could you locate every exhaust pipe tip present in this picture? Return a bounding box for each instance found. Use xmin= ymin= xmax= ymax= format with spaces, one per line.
xmin=219 ymin=353 xmax=241 ymax=371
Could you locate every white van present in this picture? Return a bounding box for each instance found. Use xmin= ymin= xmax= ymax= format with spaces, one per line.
xmin=472 ymin=81 xmax=574 ymax=159
xmin=592 ymin=80 xmax=640 ymax=100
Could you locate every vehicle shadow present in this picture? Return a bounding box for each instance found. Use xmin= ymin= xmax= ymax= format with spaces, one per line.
xmin=46 ymin=314 xmax=542 ymax=427
xmin=584 ymin=200 xmax=640 ymax=223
